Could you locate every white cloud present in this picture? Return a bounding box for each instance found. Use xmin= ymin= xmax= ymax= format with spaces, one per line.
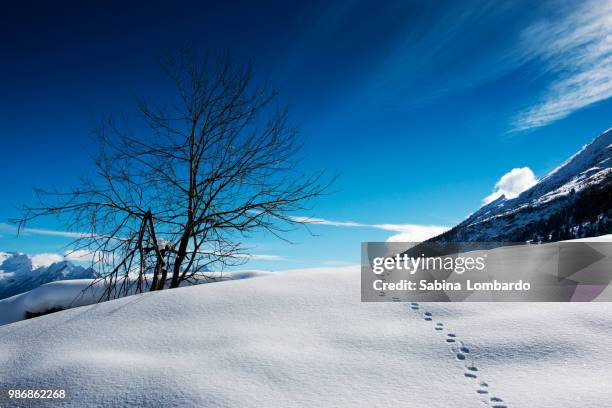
xmin=31 ymin=249 xmax=284 ymax=265
xmin=0 ymin=223 xmax=88 ymax=239
xmin=21 ymin=227 xmax=87 ymax=238
xmin=385 ymin=225 xmax=450 ymax=242
xmin=235 ymin=254 xmax=286 ymax=261
xmin=64 ymin=249 xmax=97 ymax=263
xmin=30 ymin=253 xmax=64 ymax=269
xmin=513 ymin=0 xmax=612 ymax=130
xmin=291 ymin=216 xmax=448 ymax=242
xmin=483 ymin=167 xmax=538 ymax=205
xmin=30 ymin=250 xmax=99 ymax=268
xmin=289 ymin=216 xmax=363 ymax=228
xmin=30 ymin=249 xmax=282 ymax=267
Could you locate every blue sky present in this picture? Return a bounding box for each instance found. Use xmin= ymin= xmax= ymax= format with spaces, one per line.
xmin=1 ymin=0 xmax=611 ymax=269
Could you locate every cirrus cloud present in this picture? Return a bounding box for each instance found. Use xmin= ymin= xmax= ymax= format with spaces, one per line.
xmin=512 ymin=0 xmax=612 ymax=131
xmin=291 ymin=216 xmax=448 ymax=242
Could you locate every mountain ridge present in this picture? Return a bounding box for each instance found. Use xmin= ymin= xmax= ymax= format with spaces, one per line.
xmin=432 ymin=128 xmax=612 ymax=243
xmin=0 ymin=252 xmax=96 ymax=300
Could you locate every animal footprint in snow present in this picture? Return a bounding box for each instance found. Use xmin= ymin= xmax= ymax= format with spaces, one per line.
xmin=414 ymin=312 xmax=504 ymax=407
xmin=464 ymin=365 xmax=478 ymax=378
xmin=489 ymin=397 xmax=506 ymax=408
xmin=410 ymin=302 xmax=419 ymax=310
xmin=477 ymin=382 xmax=489 ymax=395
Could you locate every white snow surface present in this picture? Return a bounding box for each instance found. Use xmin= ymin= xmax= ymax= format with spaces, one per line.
xmin=0 ymin=271 xmax=262 ymax=326
xmin=1 ymin=259 xmax=612 ymax=407
xmin=0 ymin=279 xmax=100 ymax=326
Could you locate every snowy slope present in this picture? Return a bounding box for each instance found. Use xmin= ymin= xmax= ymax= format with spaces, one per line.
xmin=1 ymin=260 xmax=612 ymax=407
xmin=435 ymin=128 xmax=612 ymax=242
xmin=0 ymin=252 xmax=96 ymax=300
xmin=0 ymin=270 xmax=263 ymax=326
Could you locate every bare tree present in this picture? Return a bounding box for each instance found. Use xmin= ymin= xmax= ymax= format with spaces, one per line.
xmin=13 ymin=50 xmax=333 ymax=299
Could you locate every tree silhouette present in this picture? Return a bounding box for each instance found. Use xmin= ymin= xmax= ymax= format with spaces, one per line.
xmin=14 ymin=50 xmax=333 ymax=299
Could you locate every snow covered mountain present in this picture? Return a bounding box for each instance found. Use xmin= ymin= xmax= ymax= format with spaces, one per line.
xmin=0 ymin=252 xmax=96 ymax=300
xmin=434 ymin=128 xmax=612 ymax=243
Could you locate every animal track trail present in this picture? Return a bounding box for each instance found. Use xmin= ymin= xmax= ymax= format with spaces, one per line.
xmin=409 ymin=303 xmax=507 ymax=407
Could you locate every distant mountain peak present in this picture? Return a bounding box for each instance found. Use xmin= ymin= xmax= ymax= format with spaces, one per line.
xmin=0 ymin=253 xmax=96 ymax=300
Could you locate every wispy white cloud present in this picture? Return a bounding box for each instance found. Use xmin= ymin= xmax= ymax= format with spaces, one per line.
xmin=62 ymin=248 xmax=285 ymax=263
xmin=28 ymin=249 xmax=284 ymax=268
xmin=21 ymin=227 xmax=88 ymax=238
xmin=64 ymin=249 xmax=98 ymax=263
xmin=290 ymin=216 xmax=363 ymax=228
xmin=291 ymin=216 xmax=448 ymax=242
xmin=513 ymin=0 xmax=612 ymax=130
xmin=0 ymin=223 xmax=88 ymax=239
xmin=235 ymin=254 xmax=286 ymax=261
xmin=483 ymin=167 xmax=538 ymax=205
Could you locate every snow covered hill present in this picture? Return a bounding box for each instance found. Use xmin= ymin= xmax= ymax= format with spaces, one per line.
xmin=1 ymin=262 xmax=612 ymax=407
xmin=0 ymin=252 xmax=95 ymax=300
xmin=0 ymin=270 xmax=262 ymax=326
xmin=435 ymin=128 xmax=612 ymax=242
